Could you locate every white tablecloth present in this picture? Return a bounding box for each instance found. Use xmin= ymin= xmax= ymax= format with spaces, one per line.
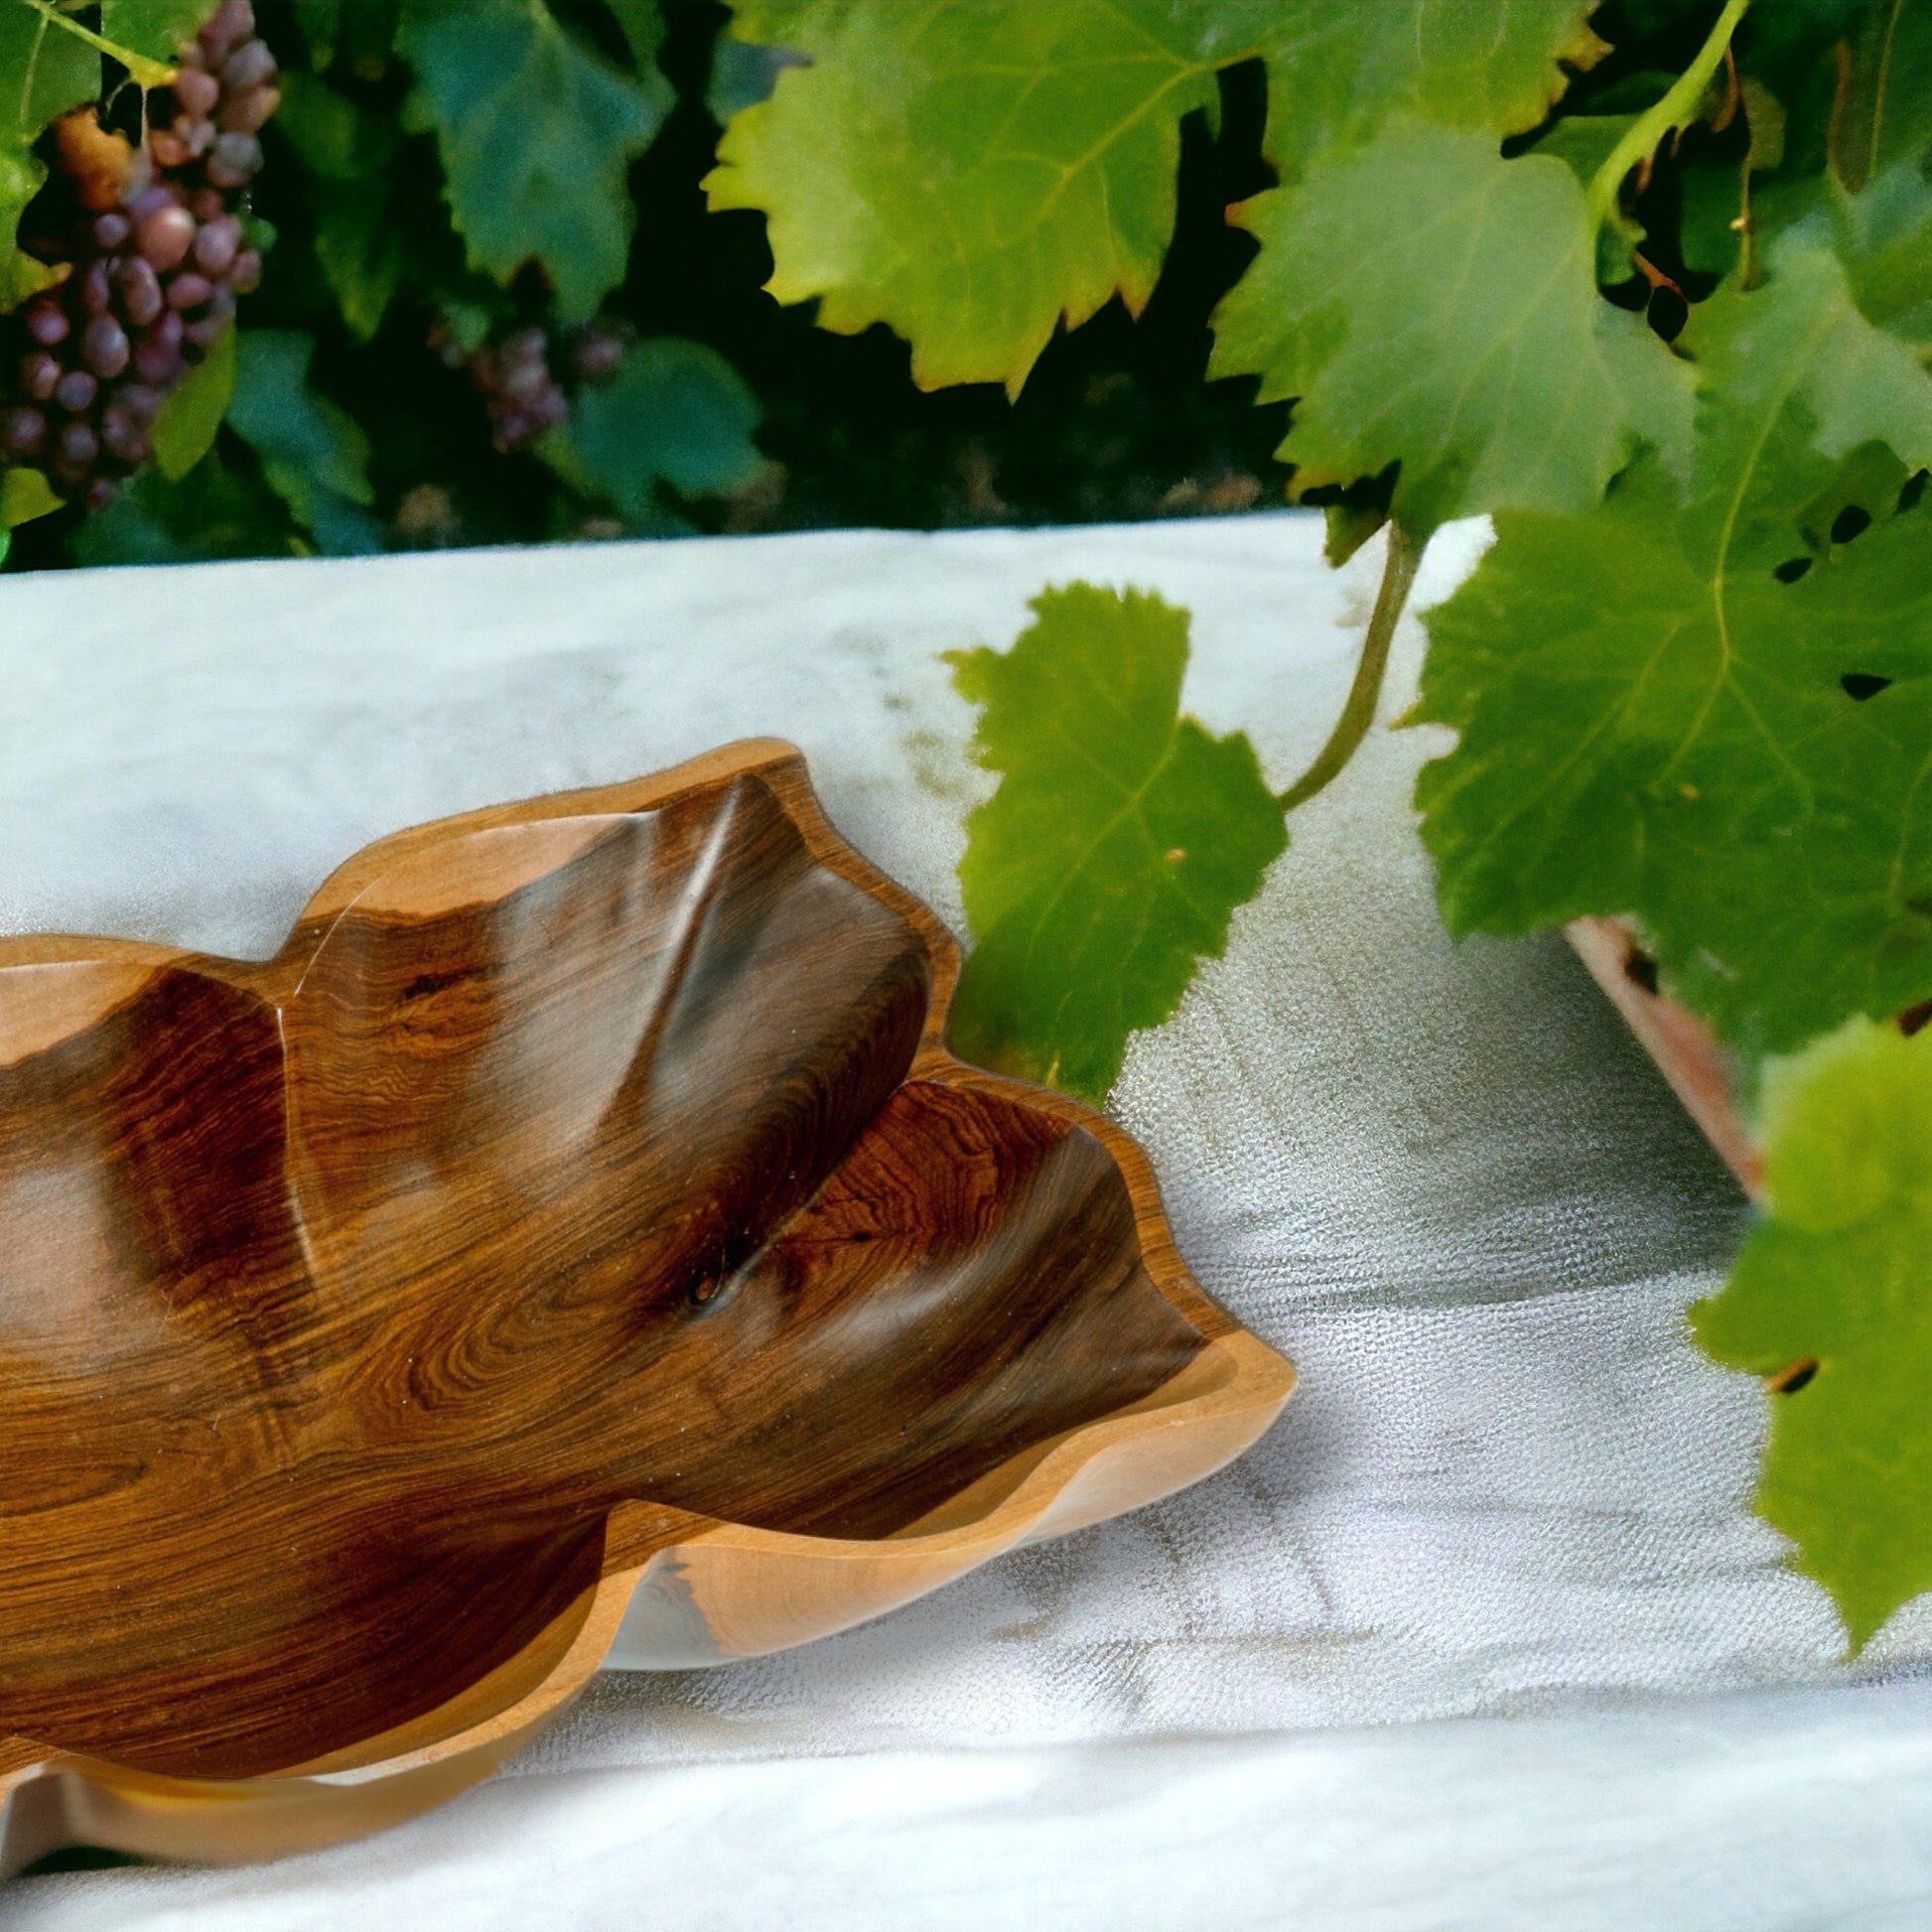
xmin=2 ymin=514 xmax=1926 ymax=1926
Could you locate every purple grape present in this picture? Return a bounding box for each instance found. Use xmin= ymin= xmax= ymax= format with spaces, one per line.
xmin=19 ymin=351 xmax=60 ymax=401
xmin=23 ymin=301 xmax=69 ymax=347
xmin=54 ymin=368 xmax=97 ymax=413
xmin=174 ymin=67 xmax=220 ymax=118
xmin=117 ymin=383 xmax=165 ymax=425
xmin=138 ymin=205 xmax=196 ymax=272
xmin=99 ymin=407 xmax=149 ymax=467
xmin=116 ymin=256 xmax=164 ymax=327
xmin=220 ymin=84 xmax=280 ymax=135
xmin=5 ymin=0 xmax=280 ymax=508
xmin=53 ymin=421 xmax=97 ymax=476
xmin=206 ymin=132 xmax=262 ymax=190
xmin=1 ymin=406 xmax=46 ymax=461
xmin=132 ymin=329 xmax=185 ymax=387
xmin=203 ymin=0 xmax=255 ymax=61
xmin=84 ymin=478 xmax=117 ymax=510
xmin=82 ymin=315 xmax=130 ymax=380
xmin=194 ymin=216 xmax=240 ymax=276
xmin=223 ymin=40 xmax=276 ymax=90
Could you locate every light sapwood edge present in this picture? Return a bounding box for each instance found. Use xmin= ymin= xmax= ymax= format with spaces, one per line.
xmin=1565 ymin=916 xmax=1762 ymax=1199
xmin=0 ymin=740 xmax=1295 ymax=1865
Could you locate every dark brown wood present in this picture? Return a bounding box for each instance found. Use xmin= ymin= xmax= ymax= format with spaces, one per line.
xmin=0 ymin=743 xmax=1281 ymax=1812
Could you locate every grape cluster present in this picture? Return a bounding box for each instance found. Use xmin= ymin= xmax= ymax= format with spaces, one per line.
xmin=435 ymin=317 xmax=632 ymax=454
xmin=1 ymin=0 xmax=276 ymax=505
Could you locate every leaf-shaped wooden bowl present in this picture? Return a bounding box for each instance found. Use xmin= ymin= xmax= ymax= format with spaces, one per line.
xmin=0 ymin=741 xmax=1293 ymax=1873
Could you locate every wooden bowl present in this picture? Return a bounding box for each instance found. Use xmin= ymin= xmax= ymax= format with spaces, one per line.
xmin=0 ymin=741 xmax=1294 ymax=1872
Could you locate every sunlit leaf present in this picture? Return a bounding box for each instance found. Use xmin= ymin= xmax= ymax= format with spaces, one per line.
xmin=1414 ymin=228 xmax=1932 ymax=1056
xmin=1210 ymin=119 xmax=1691 ymax=536
xmin=1692 ymin=1018 xmax=1932 ymax=1649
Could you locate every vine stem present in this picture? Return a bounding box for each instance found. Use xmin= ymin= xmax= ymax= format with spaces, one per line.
xmin=20 ymin=0 xmax=177 ymax=89
xmin=1585 ymin=0 xmax=1751 ymax=237
xmin=1277 ymin=519 xmax=1423 ymax=813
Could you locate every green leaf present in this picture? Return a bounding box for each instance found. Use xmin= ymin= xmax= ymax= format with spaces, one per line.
xmin=1414 ymin=227 xmax=1932 ymax=1057
xmin=1691 ymin=1018 xmax=1932 ymax=1650
xmin=226 ymin=328 xmax=382 ymax=554
xmin=946 ymin=584 xmax=1287 ymax=1102
xmin=98 ymin=0 xmax=211 ymax=62
xmin=706 ymin=33 xmax=801 ymax=126
xmin=1209 ymin=119 xmax=1692 ymax=537
xmin=398 ymin=0 xmax=668 ymax=321
xmin=290 ymin=0 xmax=398 ymax=75
xmin=705 ymin=1 xmax=1234 ymax=396
xmin=1828 ymin=0 xmax=1932 ymax=194
xmin=1254 ymin=0 xmax=1605 ymax=180
xmin=600 ymin=0 xmax=667 ymax=77
xmin=150 ymin=322 xmax=236 ymax=480
xmin=1838 ymin=163 xmax=1932 ymax=358
xmin=72 ymin=453 xmax=297 ymax=566
xmin=0 ymin=0 xmax=99 ymax=311
xmin=0 ymin=464 xmax=59 ymax=525
xmin=278 ymin=71 xmax=405 ymax=338
xmin=548 ymin=337 xmax=762 ymax=520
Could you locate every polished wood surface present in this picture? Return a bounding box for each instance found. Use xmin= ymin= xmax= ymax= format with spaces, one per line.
xmin=0 ymin=742 xmax=1294 ymax=1867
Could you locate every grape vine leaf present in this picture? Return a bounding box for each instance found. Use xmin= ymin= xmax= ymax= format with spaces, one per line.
xmin=226 ymin=329 xmax=381 ymax=555
xmin=277 ymin=71 xmax=404 ymax=339
xmin=0 ymin=0 xmax=99 ymax=309
xmin=1414 ymin=226 xmax=1932 ymax=1057
xmin=546 ymin=338 xmax=763 ymax=524
xmin=1838 ymin=164 xmax=1932 ymax=358
xmin=0 ymin=464 xmax=58 ymax=526
xmin=71 ymin=452 xmax=297 ymax=565
xmin=1691 ymin=1018 xmax=1932 ymax=1650
xmin=600 ymin=0 xmax=669 ymax=79
xmin=1210 ymin=120 xmax=1691 ymax=536
xmin=290 ymin=0 xmax=398 ymax=76
xmin=1254 ymin=0 xmax=1606 ymax=181
xmin=151 ymin=321 xmax=236 ymax=481
xmin=1828 ymin=0 xmax=1932 ymax=194
xmin=946 ymin=583 xmax=1286 ymax=1102
xmin=98 ymin=0 xmax=214 ymax=62
xmin=704 ymin=1 xmax=1240 ymax=396
xmin=398 ymin=0 xmax=669 ymax=322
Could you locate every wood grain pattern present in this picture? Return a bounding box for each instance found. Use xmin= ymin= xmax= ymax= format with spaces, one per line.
xmin=0 ymin=741 xmax=1294 ymax=1869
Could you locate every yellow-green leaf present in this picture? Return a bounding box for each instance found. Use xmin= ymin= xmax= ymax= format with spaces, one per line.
xmin=705 ymin=1 xmax=1231 ymax=397
xmin=1 ymin=465 xmax=60 ymax=526
xmin=1692 ymin=1019 xmax=1932 ymax=1650
xmin=151 ymin=321 xmax=236 ymax=481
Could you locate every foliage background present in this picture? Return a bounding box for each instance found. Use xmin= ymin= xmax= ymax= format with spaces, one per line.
xmin=2 ymin=0 xmax=1290 ymax=570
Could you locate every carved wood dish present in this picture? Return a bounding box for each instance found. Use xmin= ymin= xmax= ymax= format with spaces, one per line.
xmin=0 ymin=741 xmax=1293 ymax=1873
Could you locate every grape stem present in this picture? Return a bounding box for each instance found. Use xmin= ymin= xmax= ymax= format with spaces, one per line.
xmin=20 ymin=0 xmax=177 ymax=90
xmin=1276 ymin=518 xmax=1422 ymax=814
xmin=1585 ymin=0 xmax=1751 ymax=239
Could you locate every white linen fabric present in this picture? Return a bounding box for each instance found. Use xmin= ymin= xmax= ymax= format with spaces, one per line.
xmin=1 ymin=514 xmax=1925 ymax=1926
